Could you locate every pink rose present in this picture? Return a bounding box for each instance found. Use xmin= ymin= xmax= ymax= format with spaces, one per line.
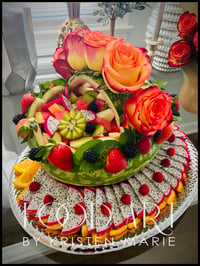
xmin=63 ymin=28 xmax=91 ymax=71
xmin=52 ymin=47 xmax=73 ymax=80
xmin=102 ymin=39 xmax=152 ymax=93
xmin=82 ymin=31 xmax=122 ymax=71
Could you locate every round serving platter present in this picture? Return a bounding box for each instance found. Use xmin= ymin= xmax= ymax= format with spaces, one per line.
xmin=9 ymin=137 xmax=198 ymax=255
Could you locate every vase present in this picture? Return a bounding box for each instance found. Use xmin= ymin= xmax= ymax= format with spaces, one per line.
xmin=57 ymin=2 xmax=89 ymax=47
xmin=2 ymin=5 xmax=37 ymax=95
xmin=179 ymin=60 xmax=198 ymax=113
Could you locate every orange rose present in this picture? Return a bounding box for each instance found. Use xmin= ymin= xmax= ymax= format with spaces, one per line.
xmin=102 ymin=39 xmax=152 ymax=93
xmin=82 ymin=31 xmax=122 ymax=71
xmin=124 ymin=86 xmax=173 ymax=136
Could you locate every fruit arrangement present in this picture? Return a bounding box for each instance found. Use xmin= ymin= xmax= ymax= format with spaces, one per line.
xmin=11 ymin=29 xmax=190 ymax=249
xmin=12 ymin=74 xmax=180 ymax=186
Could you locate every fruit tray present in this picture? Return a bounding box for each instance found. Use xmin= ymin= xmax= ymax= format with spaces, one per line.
xmin=9 ymin=137 xmax=198 ymax=255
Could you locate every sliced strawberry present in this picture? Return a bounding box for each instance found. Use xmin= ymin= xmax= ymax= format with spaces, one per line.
xmin=104 ymin=148 xmax=127 ymax=174
xmin=21 ymin=93 xmax=36 ymax=114
xmin=47 ymin=144 xmax=73 ymax=171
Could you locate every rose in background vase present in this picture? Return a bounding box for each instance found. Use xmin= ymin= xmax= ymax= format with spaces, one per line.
xmin=167 ymin=11 xmax=198 ymax=113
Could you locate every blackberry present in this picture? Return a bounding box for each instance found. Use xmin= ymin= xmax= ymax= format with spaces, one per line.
xmin=88 ymin=102 xmax=98 ymax=113
xmin=85 ymin=123 xmax=96 ymax=134
xmin=83 ymin=149 xmax=98 ymax=163
xmin=172 ymin=110 xmax=180 ymax=116
xmin=169 ymin=93 xmax=177 ymax=97
xmin=40 ymin=124 xmax=46 ymax=133
xmin=123 ymin=143 xmax=137 ymax=158
xmin=12 ymin=113 xmax=26 ymax=125
xmin=154 ymin=130 xmax=162 ymax=139
xmin=29 ymin=148 xmax=43 ymax=161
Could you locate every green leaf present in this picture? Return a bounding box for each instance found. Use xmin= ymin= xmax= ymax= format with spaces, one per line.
xmin=29 ymin=121 xmax=38 ymax=132
xmin=119 ymin=128 xmax=135 ymax=146
xmin=73 ymin=139 xmax=102 ymax=164
xmin=51 ymin=78 xmax=67 ymax=87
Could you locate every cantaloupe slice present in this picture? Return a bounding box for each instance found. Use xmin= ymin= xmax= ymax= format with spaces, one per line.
xmin=48 ymin=103 xmax=65 ymax=115
xmin=13 ymin=158 xmax=33 ymax=177
xmin=13 ymin=161 xmax=40 ymax=189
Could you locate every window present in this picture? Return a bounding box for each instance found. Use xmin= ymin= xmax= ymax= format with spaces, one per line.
xmin=4 ymin=2 xmax=135 ymax=82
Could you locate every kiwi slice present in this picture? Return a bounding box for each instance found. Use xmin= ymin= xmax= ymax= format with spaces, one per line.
xmin=59 ymin=109 xmax=86 ymax=140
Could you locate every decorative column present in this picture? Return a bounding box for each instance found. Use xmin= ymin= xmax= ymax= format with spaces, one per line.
xmin=145 ymin=2 xmax=183 ymax=72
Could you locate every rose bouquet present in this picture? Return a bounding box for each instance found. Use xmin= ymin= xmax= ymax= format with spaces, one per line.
xmin=52 ymin=29 xmax=152 ymax=93
xmin=52 ymin=28 xmax=180 ymax=136
xmin=168 ymin=11 xmax=198 ymax=67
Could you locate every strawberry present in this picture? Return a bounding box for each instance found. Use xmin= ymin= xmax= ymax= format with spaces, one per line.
xmin=43 ymin=194 xmax=54 ymax=205
xmin=101 ymin=202 xmax=112 ymax=215
xmin=47 ymin=144 xmax=73 ymax=171
xmin=120 ymin=193 xmax=131 ymax=205
xmin=174 ymin=100 xmax=180 ymax=111
xmin=153 ymin=172 xmax=163 ymax=183
xmin=167 ymin=147 xmax=176 ymax=156
xmin=155 ymin=122 xmax=174 ymax=144
xmin=137 ymin=136 xmax=152 ymax=154
xmin=74 ymin=202 xmax=86 ymax=215
xmin=21 ymin=93 xmax=36 ymax=114
xmin=168 ymin=133 xmax=176 ymax=143
xmin=104 ymin=148 xmax=127 ymax=174
xmin=139 ymin=184 xmax=149 ymax=196
xmin=29 ymin=181 xmax=40 ymax=192
xmin=161 ymin=158 xmax=171 ymax=167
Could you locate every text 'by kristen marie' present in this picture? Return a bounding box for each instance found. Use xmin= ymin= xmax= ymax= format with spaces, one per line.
xmin=22 ymin=234 xmax=175 ymax=247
